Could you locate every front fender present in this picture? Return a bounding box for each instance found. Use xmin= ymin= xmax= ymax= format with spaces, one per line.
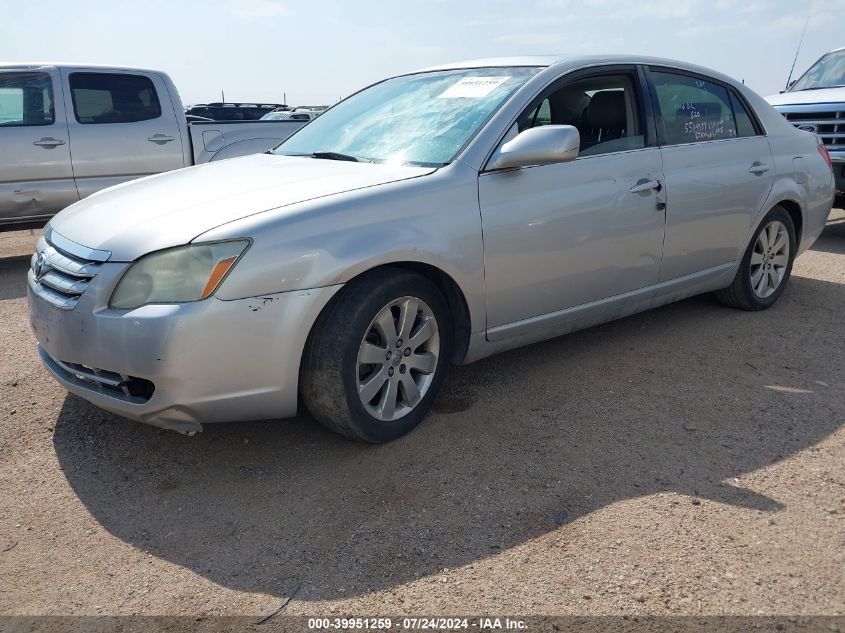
xmin=198 ymin=165 xmax=487 ymax=334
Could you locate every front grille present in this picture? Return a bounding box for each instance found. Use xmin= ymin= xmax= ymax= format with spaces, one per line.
xmin=775 ymin=103 xmax=845 ymax=148
xmin=30 ymin=228 xmax=108 ymax=310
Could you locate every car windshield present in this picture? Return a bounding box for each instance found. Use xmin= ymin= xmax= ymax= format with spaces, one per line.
xmin=791 ymin=49 xmax=845 ymax=91
xmin=260 ymin=111 xmax=287 ymax=120
xmin=273 ymin=67 xmax=541 ymax=167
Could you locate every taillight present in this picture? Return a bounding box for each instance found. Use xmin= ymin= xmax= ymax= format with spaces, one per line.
xmin=818 ymin=142 xmax=833 ymax=171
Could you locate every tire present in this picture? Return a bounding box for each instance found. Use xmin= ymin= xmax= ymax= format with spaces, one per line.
xmin=714 ymin=205 xmax=796 ymax=311
xmin=300 ymin=268 xmax=453 ymax=443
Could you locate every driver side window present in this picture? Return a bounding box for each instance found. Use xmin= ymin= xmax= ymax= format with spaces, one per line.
xmin=519 ymin=72 xmax=646 ymax=157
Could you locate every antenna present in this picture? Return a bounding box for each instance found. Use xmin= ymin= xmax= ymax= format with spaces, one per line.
xmin=785 ymin=13 xmax=811 ymax=91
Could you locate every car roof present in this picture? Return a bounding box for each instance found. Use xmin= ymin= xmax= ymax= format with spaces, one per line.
xmin=408 ymin=55 xmax=740 ymax=91
xmin=419 ymin=55 xmax=574 ymax=70
xmin=415 ymin=54 xmax=740 ymax=86
xmin=0 ymin=62 xmax=164 ymax=74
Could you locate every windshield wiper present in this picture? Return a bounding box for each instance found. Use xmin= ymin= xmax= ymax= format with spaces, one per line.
xmin=797 ymin=85 xmax=845 ymax=91
xmin=309 ymin=151 xmax=364 ymax=162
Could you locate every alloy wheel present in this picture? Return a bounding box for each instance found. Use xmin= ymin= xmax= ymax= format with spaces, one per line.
xmin=750 ymin=220 xmax=789 ymax=299
xmin=356 ymin=296 xmax=440 ymax=422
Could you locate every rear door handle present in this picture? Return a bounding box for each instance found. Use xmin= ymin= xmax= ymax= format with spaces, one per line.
xmin=630 ymin=179 xmax=662 ymax=194
xmin=748 ymin=162 xmax=770 ymax=174
xmin=33 ymin=137 xmax=65 ymax=148
xmin=148 ymin=134 xmax=175 ymax=145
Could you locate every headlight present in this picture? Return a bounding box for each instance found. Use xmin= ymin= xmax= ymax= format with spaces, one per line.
xmin=109 ymin=240 xmax=250 ymax=310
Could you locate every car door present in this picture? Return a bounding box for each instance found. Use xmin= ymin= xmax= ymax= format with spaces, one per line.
xmin=60 ymin=69 xmax=185 ymax=199
xmin=479 ymin=66 xmax=666 ymax=334
xmin=645 ymin=67 xmax=775 ymax=281
xmin=0 ymin=68 xmax=77 ymax=223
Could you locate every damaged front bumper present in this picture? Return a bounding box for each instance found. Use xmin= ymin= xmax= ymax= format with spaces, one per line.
xmin=28 ymin=263 xmax=341 ymax=432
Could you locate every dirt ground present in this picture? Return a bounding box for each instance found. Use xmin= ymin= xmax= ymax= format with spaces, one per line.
xmin=0 ymin=210 xmax=843 ymax=622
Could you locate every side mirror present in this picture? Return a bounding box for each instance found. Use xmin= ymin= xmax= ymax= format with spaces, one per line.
xmin=487 ymin=125 xmax=580 ymax=170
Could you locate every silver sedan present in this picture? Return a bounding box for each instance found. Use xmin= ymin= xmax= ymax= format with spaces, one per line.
xmin=27 ymin=55 xmax=835 ymax=441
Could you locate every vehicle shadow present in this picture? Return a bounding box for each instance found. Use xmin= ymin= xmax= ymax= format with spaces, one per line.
xmin=809 ymin=214 xmax=845 ymax=254
xmin=52 ymin=272 xmax=845 ymax=602
xmin=0 ymin=255 xmax=31 ymax=301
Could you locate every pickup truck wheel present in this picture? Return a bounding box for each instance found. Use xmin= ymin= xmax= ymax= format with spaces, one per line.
xmin=300 ymin=268 xmax=452 ymax=442
xmin=714 ymin=206 xmax=796 ymax=311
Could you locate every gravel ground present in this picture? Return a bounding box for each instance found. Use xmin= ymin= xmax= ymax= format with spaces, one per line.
xmin=0 ymin=211 xmax=843 ymax=621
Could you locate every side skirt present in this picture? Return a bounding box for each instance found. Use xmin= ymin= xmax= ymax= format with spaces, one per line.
xmin=462 ymin=262 xmax=736 ymax=364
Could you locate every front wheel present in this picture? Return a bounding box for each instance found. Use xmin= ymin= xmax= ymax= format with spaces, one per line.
xmin=714 ymin=205 xmax=796 ymax=311
xmin=300 ymin=268 xmax=452 ymax=442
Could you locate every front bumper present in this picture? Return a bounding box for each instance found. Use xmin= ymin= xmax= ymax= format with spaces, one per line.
xmin=28 ymin=265 xmax=341 ymax=432
xmin=831 ymin=150 xmax=845 ymax=197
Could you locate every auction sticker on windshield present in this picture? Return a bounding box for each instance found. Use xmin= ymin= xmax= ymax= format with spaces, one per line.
xmin=438 ymin=76 xmax=510 ymax=99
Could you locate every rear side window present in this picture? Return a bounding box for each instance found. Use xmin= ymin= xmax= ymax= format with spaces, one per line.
xmin=729 ymin=91 xmax=758 ymax=137
xmin=651 ymin=71 xmax=738 ymax=145
xmin=69 ymin=72 xmax=161 ymax=124
xmin=0 ymin=72 xmax=54 ymax=127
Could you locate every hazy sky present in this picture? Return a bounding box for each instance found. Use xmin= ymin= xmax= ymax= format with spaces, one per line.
xmin=2 ymin=0 xmax=842 ymax=106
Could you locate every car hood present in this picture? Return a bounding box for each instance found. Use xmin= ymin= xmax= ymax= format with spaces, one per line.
xmin=50 ymin=153 xmax=435 ymax=261
xmin=765 ymin=87 xmax=845 ymax=106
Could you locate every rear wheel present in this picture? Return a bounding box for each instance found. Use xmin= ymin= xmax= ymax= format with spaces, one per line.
xmin=714 ymin=206 xmax=796 ymax=311
xmin=300 ymin=268 xmax=452 ymax=442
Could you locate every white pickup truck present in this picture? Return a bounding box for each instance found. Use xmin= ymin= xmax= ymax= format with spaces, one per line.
xmin=0 ymin=64 xmax=308 ymax=228
xmin=766 ymin=47 xmax=845 ymax=206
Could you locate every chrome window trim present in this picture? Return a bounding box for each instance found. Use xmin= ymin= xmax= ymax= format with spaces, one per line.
xmin=479 ymin=145 xmax=659 ymax=176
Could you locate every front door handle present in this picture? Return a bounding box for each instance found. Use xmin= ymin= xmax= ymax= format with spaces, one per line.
xmin=748 ymin=162 xmax=770 ymax=174
xmin=630 ymin=179 xmax=662 ymax=194
xmin=148 ymin=134 xmax=175 ymax=145
xmin=33 ymin=137 xmax=66 ymax=148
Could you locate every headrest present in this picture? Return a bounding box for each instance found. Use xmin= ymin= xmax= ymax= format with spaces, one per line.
xmin=586 ymin=91 xmax=626 ymax=129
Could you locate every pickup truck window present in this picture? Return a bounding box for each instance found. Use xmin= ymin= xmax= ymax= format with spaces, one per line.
xmin=0 ymin=72 xmax=54 ymax=127
xmin=651 ymin=71 xmax=739 ymax=145
xmin=274 ymin=66 xmax=541 ymax=167
xmin=790 ymin=49 xmax=845 ymax=92
xmin=69 ymin=72 xmax=161 ymax=124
